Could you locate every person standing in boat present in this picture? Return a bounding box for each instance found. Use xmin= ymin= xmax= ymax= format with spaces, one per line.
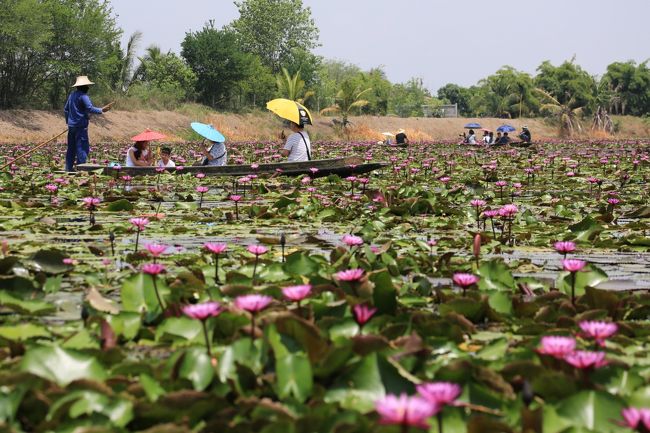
xmin=281 ymin=121 xmax=311 ymax=162
xmin=202 ymin=140 xmax=227 ymax=166
xmin=63 ymin=76 xmax=109 ymax=172
xmin=125 ymin=141 xmax=152 ymax=167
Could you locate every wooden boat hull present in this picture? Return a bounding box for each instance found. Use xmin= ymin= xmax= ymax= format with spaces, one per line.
xmin=76 ymin=157 xmax=387 ymax=178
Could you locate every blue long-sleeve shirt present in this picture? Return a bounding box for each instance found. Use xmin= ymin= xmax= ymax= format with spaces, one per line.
xmin=64 ymin=90 xmax=103 ymax=128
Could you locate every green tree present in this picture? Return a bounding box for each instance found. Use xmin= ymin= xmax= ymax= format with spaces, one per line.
xmin=231 ymin=0 xmax=319 ymax=72
xmin=437 ymin=83 xmax=474 ymax=116
xmin=601 ymin=61 xmax=650 ymax=115
xmin=238 ymin=55 xmax=276 ymax=108
xmin=276 ymin=67 xmax=313 ymax=104
xmin=320 ymin=79 xmax=372 ymax=127
xmin=43 ymin=0 xmax=122 ymax=108
xmin=535 ymin=87 xmax=584 ymax=136
xmin=133 ymin=48 xmax=197 ymax=100
xmin=470 ymin=67 xmax=538 ymax=118
xmin=0 ymin=0 xmax=52 ymax=108
xmin=357 ymin=68 xmax=392 ymax=115
xmin=389 ymin=78 xmax=432 ymax=117
xmin=181 ymin=23 xmax=255 ymax=108
xmin=535 ymin=59 xmax=597 ymax=114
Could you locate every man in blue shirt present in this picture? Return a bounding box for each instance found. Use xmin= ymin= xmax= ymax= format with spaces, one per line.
xmin=63 ymin=76 xmax=109 ymax=172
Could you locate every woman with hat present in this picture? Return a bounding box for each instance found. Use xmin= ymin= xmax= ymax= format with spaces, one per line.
xmin=64 ymin=76 xmax=110 ymax=172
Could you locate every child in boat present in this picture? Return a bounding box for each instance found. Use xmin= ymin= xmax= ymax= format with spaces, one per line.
xmin=157 ymin=147 xmax=176 ymax=168
xmin=125 ymin=141 xmax=152 ymax=167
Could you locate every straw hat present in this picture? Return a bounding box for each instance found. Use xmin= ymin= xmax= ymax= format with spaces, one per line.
xmin=397 ymin=129 xmax=405 ymax=134
xmin=72 ymin=76 xmax=95 ymax=87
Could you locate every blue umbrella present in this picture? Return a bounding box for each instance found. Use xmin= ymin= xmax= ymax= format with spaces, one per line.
xmin=464 ymin=122 xmax=481 ymax=129
xmin=191 ymin=122 xmax=226 ymax=142
xmin=497 ymin=124 xmax=516 ymax=133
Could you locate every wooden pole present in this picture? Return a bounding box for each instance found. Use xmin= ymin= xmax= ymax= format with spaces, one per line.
xmin=1 ymin=101 xmax=115 ymax=171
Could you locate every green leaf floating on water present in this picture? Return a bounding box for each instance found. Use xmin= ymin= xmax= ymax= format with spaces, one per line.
xmin=556 ymin=264 xmax=608 ymax=298
xmin=268 ymin=324 xmax=313 ymax=403
xmin=26 ymin=249 xmax=72 ymax=275
xmin=105 ymin=199 xmax=134 ymax=212
xmin=568 ymin=216 xmax=604 ymax=242
xmin=554 ymin=390 xmax=626 ymax=433
xmin=21 ymin=345 xmax=107 ymax=386
xmin=0 ymin=323 xmax=50 ymax=341
xmin=47 ymin=390 xmax=133 ymax=427
xmin=324 ymin=352 xmax=415 ymax=413
xmin=478 ymin=259 xmax=516 ymax=291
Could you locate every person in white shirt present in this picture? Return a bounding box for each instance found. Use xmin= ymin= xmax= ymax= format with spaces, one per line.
xmin=466 ymin=129 xmax=477 ymax=145
xmin=157 ymin=147 xmax=176 ymax=168
xmin=281 ymin=121 xmax=311 ymax=162
xmin=125 ymin=141 xmax=152 ymax=167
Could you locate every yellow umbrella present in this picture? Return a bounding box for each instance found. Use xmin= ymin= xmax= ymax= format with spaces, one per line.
xmin=266 ymin=98 xmax=313 ymax=126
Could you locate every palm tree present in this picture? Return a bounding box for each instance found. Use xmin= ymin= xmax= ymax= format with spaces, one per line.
xmin=320 ymin=80 xmax=372 ymax=129
xmin=117 ymin=31 xmax=142 ymax=93
xmin=535 ymin=88 xmax=584 ymax=136
xmin=132 ymin=45 xmax=164 ymax=83
xmin=276 ymin=68 xmax=313 ymax=104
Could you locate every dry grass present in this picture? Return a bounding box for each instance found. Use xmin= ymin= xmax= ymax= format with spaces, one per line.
xmin=1 ymin=109 xmax=648 ymax=144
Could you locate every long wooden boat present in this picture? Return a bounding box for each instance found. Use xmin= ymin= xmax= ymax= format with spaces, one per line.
xmin=76 ymin=157 xmax=387 ymax=178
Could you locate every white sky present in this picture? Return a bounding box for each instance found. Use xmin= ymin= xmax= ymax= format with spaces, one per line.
xmin=110 ymin=0 xmax=650 ymax=92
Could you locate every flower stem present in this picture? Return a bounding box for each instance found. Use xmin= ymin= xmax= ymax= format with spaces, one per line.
xmin=252 ymin=256 xmax=258 ymax=285
xmin=152 ymin=275 xmax=165 ymax=312
xmin=570 ymin=272 xmax=576 ymax=306
xmin=438 ymin=412 xmax=444 ymax=433
xmin=134 ymin=229 xmax=140 ymax=253
xmin=214 ymin=253 xmax=220 ymax=284
xmin=201 ymin=319 xmax=212 ymax=357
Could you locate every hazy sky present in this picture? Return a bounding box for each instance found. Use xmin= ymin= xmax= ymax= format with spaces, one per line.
xmin=110 ymin=0 xmax=650 ymax=92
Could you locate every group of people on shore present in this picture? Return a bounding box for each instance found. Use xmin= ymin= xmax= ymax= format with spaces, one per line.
xmin=461 ymin=126 xmax=532 ymax=146
xmin=64 ymin=76 xmax=312 ymax=172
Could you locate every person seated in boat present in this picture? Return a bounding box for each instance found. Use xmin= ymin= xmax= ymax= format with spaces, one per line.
xmin=488 ymin=131 xmax=495 ymax=144
xmin=202 ymin=140 xmax=227 ymax=166
xmin=464 ymin=129 xmax=477 ymax=145
xmin=157 ymin=147 xmax=176 ymax=168
xmin=518 ymin=126 xmax=532 ymax=143
xmin=494 ymin=132 xmax=502 ymax=144
xmin=482 ymin=130 xmax=490 ymax=144
xmin=395 ymin=129 xmax=409 ymax=145
xmin=125 ymin=141 xmax=152 ymax=167
xmin=496 ymin=132 xmax=511 ymax=145
xmin=281 ymin=121 xmax=311 ymax=162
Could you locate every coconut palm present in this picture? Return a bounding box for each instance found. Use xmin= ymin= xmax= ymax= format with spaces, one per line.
xmin=320 ymin=79 xmax=372 ymax=128
xmin=535 ymin=88 xmax=584 ymax=136
xmin=117 ymin=31 xmax=142 ymax=93
xmin=132 ymin=45 xmax=164 ymax=82
xmin=276 ymin=67 xmax=313 ymax=104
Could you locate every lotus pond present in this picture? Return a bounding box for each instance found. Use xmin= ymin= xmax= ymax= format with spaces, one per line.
xmin=1 ymin=138 xmax=650 ymax=433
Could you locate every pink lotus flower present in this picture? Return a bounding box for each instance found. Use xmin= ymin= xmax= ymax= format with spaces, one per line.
xmin=498 ymin=204 xmax=518 ymax=217
xmin=495 ymin=180 xmax=507 ymax=187
xmin=141 ymin=263 xmax=166 ymax=275
xmin=251 ymin=163 xmax=259 ymax=169
xmin=483 ymin=209 xmax=499 ymax=218
xmin=375 ymin=394 xmax=438 ymax=429
xmin=247 ymin=245 xmax=268 ymax=256
xmin=537 ymin=336 xmax=576 ymax=358
xmin=230 ymin=194 xmax=242 ymax=202
xmin=352 ymin=304 xmax=377 ymax=326
xmin=579 ymin=321 xmax=617 ymax=344
xmin=416 ymin=382 xmax=462 ymax=406
xmin=427 ymin=239 xmax=437 ymax=247
xmin=470 ymin=199 xmax=486 ymax=207
xmin=282 ymin=284 xmax=312 ymax=302
xmin=62 ymin=258 xmax=78 ymax=266
xmin=342 ymin=234 xmax=364 ymax=247
xmin=45 ymin=184 xmax=58 ymax=193
xmin=204 ymin=243 xmax=227 ymax=254
xmin=195 ymin=173 xmax=205 ymax=179
xmin=182 ymin=301 xmax=222 ymax=321
xmin=621 ymin=408 xmax=650 ymax=431
xmin=607 ymin=198 xmax=621 ymax=205
xmin=452 ymin=273 xmax=479 ymax=288
xmin=234 ymin=294 xmax=273 ymax=312
xmin=130 ymin=217 xmax=150 ymax=231
xmin=564 ymin=350 xmax=608 ymax=369
xmin=562 ymin=259 xmax=587 ymax=272
xmin=554 ymin=241 xmax=576 ymax=254
xmin=309 ymin=167 xmax=319 ymax=174
xmin=196 ymin=186 xmax=209 ymax=193
xmin=336 ymin=268 xmax=365 ymax=282
xmin=82 ymin=197 xmax=100 ymax=208
xmin=145 ymin=243 xmax=168 ymax=257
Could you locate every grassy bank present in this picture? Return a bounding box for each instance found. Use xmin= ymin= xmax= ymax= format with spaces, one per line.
xmin=1 ymin=105 xmax=649 ymax=144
